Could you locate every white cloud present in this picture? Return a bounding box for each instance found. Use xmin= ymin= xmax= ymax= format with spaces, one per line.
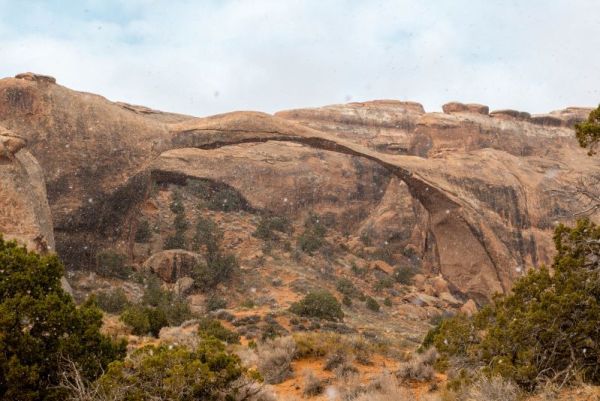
xmin=0 ymin=0 xmax=599 ymax=116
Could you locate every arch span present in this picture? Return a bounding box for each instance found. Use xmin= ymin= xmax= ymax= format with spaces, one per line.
xmin=164 ymin=111 xmax=506 ymax=301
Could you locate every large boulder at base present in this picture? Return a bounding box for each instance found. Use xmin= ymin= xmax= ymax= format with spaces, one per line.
xmin=142 ymin=250 xmax=204 ymax=283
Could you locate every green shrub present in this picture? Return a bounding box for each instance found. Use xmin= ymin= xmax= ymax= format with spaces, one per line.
xmin=374 ymin=277 xmax=395 ymax=292
xmin=289 ymin=290 xmax=343 ymax=321
xmin=207 ymin=186 xmax=245 ymax=212
xmin=575 ymin=104 xmax=600 ymax=154
xmin=365 ymin=296 xmax=380 ymax=312
xmin=135 ymin=219 xmax=152 ymax=243
xmin=95 ymin=251 xmax=132 ymax=279
xmin=383 ymin=297 xmax=393 ymax=307
xmin=197 ymin=317 xmax=240 ymax=344
xmin=190 ymin=216 xmax=238 ymax=290
xmin=205 ymin=294 xmax=227 ymax=311
xmin=169 ymin=190 xmax=185 ymax=214
xmin=121 ymin=276 xmax=192 ymax=337
xmin=241 ymin=298 xmax=256 ymax=308
xmin=193 ymin=253 xmax=238 ymax=290
xmin=163 ymin=232 xmax=186 ymax=250
xmin=297 ymin=213 xmax=327 ymax=254
xmin=427 ymin=219 xmax=600 ymax=391
xmin=120 ymin=304 xmax=169 ymax=337
xmin=342 ymin=294 xmax=353 ymax=307
xmin=94 ymin=288 xmax=130 ymax=314
xmin=0 ymin=236 xmax=126 ymax=401
xmin=254 ymin=215 xmax=292 ymax=241
xmin=394 ymin=265 xmax=417 ymax=285
xmin=97 ymin=341 xmax=244 ymax=400
xmin=193 ymin=216 xmax=222 ymax=255
xmin=174 ymin=213 xmax=189 ymax=231
xmin=336 ymin=277 xmax=361 ymax=298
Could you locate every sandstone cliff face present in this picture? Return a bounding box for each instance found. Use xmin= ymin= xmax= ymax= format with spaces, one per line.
xmin=0 ymin=73 xmax=597 ymax=302
xmin=0 ymin=125 xmax=54 ymax=252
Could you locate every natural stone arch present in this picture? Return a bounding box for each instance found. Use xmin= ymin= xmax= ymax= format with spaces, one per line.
xmin=164 ymin=111 xmax=505 ymax=302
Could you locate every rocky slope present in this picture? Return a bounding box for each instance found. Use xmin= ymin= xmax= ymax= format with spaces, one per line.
xmin=0 ymin=73 xmax=598 ymax=305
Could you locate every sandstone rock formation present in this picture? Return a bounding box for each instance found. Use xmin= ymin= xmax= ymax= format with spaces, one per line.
xmin=0 ymin=72 xmax=597 ymax=302
xmin=442 ymin=102 xmax=489 ymax=115
xmin=0 ymin=125 xmax=54 ymax=252
xmin=142 ymin=249 xmax=204 ymax=283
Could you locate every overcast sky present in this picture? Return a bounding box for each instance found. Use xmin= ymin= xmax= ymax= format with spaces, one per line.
xmin=0 ymin=0 xmax=599 ymax=117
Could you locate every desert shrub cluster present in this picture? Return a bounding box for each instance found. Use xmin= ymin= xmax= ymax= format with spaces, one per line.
xmin=0 ymin=236 xmax=126 ymax=401
xmin=191 ymin=215 xmax=239 ymax=290
xmin=289 ymin=290 xmax=344 ymax=321
xmin=120 ymin=275 xmax=192 ymax=336
xmin=298 ymin=212 xmax=327 ymax=254
xmin=423 ymin=219 xmax=600 ymax=392
xmin=253 ymin=214 xmax=291 ymax=241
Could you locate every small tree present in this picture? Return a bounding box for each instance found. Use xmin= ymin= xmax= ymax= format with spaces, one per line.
xmin=254 ymin=215 xmax=291 ymax=241
xmin=297 ymin=213 xmax=327 ymax=254
xmin=134 ymin=219 xmax=152 ymax=243
xmin=97 ymin=340 xmax=244 ymax=400
xmin=575 ymin=104 xmax=600 ymax=154
xmin=365 ymin=296 xmax=380 ymax=312
xmin=0 ymin=236 xmax=126 ymax=401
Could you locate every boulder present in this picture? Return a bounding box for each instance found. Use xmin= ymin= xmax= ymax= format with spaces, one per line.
xmin=460 ymin=299 xmax=478 ymax=316
xmin=430 ymin=276 xmax=450 ymax=296
xmin=438 ymin=291 xmax=461 ymax=306
xmin=174 ymin=276 xmax=195 ymax=296
xmin=143 ymin=250 xmax=204 ymax=283
xmin=372 ymin=260 xmax=395 ymax=275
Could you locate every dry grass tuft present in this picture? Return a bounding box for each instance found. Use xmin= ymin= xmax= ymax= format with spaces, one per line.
xmin=396 ymin=348 xmax=438 ymax=382
xmin=464 ymin=375 xmax=520 ymax=401
xmin=302 ymin=369 xmax=324 ymax=397
xmin=257 ymin=336 xmax=296 ymax=384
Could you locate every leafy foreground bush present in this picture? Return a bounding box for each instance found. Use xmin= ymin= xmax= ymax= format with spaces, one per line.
xmin=424 ymin=219 xmax=600 ymax=391
xmin=289 ymin=290 xmax=344 ymax=321
xmin=0 ymin=236 xmax=126 ymax=401
xmin=96 ymin=340 xmax=245 ymax=400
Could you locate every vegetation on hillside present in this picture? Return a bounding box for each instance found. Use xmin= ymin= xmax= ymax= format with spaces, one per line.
xmin=424 ymin=219 xmax=600 ymax=391
xmin=0 ymin=236 xmax=126 ymax=401
xmin=575 ymin=104 xmax=600 ymax=154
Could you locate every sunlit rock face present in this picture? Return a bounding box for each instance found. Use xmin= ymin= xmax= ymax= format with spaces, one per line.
xmin=0 ymin=72 xmax=597 ymax=301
